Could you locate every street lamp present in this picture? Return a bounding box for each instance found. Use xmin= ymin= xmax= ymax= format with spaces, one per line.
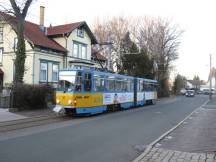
xmin=209 ymin=54 xmax=212 ymax=100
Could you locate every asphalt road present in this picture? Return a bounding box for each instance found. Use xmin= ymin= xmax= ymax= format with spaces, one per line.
xmin=0 ymin=95 xmax=208 ymax=162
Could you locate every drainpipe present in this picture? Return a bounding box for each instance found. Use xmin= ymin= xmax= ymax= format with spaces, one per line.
xmin=64 ymin=34 xmax=68 ymax=68
xmin=32 ymin=52 xmax=35 ymax=84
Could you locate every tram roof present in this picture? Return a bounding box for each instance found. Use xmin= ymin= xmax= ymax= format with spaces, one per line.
xmin=137 ymin=77 xmax=158 ymax=84
xmin=60 ymin=68 xmax=157 ymax=82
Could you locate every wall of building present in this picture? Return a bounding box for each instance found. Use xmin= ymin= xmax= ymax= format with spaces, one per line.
xmin=0 ymin=23 xmax=33 ymax=52
xmin=68 ymin=29 xmax=91 ymax=60
xmin=53 ymin=37 xmax=66 ymax=49
xmin=0 ymin=22 xmax=34 ymax=86
xmin=2 ymin=52 xmax=34 ymax=86
xmin=53 ymin=29 xmax=92 ymax=61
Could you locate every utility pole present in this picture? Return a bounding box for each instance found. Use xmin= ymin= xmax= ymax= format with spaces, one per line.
xmin=99 ymin=42 xmax=113 ymax=71
xmin=210 ymin=54 xmax=212 ymax=100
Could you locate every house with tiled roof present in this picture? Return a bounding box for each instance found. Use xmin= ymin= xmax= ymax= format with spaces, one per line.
xmin=0 ymin=6 xmax=106 ymax=88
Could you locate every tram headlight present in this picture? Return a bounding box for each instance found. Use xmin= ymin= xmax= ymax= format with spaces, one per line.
xmin=68 ymin=100 xmax=72 ymax=105
xmin=56 ymin=99 xmax=60 ymax=104
xmin=74 ymin=99 xmax=77 ymax=106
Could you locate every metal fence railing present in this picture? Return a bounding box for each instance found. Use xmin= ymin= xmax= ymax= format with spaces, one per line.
xmin=0 ymin=91 xmax=11 ymax=108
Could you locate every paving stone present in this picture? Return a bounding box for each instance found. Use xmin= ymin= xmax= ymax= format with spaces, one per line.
xmin=164 ymin=151 xmax=175 ymax=160
xmin=176 ymin=158 xmax=185 ymax=162
xmin=169 ymin=159 xmax=177 ymax=162
xmin=137 ymin=147 xmax=216 ymax=162
xmin=151 ymin=148 xmax=159 ymax=152
xmin=139 ymin=157 xmax=150 ymax=162
xmin=184 ymin=152 xmax=192 ymax=160
xmin=170 ymin=156 xmax=178 ymax=161
xmin=190 ymin=159 xmax=198 ymax=162
xmin=206 ymin=159 xmax=214 ymax=162
xmin=191 ymin=154 xmax=201 ymax=160
xmin=173 ymin=151 xmax=182 ymax=155
xmin=198 ymin=160 xmax=206 ymax=162
xmin=206 ymin=154 xmax=215 ymax=159
xmin=199 ymin=153 xmax=207 ymax=160
xmin=178 ymin=152 xmax=187 ymax=159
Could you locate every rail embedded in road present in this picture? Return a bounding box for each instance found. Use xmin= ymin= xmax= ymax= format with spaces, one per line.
xmin=0 ymin=115 xmax=71 ymax=133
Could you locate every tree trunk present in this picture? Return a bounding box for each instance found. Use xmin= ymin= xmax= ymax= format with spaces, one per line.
xmin=14 ymin=18 xmax=26 ymax=84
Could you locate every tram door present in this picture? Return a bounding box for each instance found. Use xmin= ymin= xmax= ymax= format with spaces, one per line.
xmin=134 ymin=78 xmax=137 ymax=107
xmin=84 ymin=72 xmax=92 ymax=92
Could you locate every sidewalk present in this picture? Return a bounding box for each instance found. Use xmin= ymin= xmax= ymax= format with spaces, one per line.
xmin=0 ymin=109 xmax=26 ymax=122
xmin=0 ymin=108 xmax=55 ymax=122
xmin=134 ymin=96 xmax=216 ymax=162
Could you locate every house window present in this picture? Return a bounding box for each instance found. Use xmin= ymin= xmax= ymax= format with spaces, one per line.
xmin=81 ymin=45 xmax=87 ymax=59
xmin=77 ymin=28 xmax=84 ymax=38
xmin=0 ymin=27 xmax=3 ymax=43
xmin=73 ymin=42 xmax=79 ymax=57
xmin=40 ymin=62 xmax=48 ymax=82
xmin=0 ymin=48 xmax=3 ymax=64
xmin=52 ymin=64 xmax=59 ymax=82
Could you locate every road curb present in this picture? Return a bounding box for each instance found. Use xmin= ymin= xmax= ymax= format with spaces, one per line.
xmin=133 ymin=99 xmax=209 ymax=162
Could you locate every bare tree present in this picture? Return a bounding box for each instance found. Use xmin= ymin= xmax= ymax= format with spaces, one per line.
xmin=92 ymin=16 xmax=131 ymax=72
xmin=138 ymin=17 xmax=183 ymax=96
xmin=1 ymin=0 xmax=33 ymax=84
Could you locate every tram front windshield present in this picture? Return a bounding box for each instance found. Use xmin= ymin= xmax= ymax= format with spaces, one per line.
xmin=58 ymin=71 xmax=77 ymax=92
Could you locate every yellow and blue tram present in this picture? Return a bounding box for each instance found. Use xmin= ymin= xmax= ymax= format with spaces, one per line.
xmin=54 ymin=68 xmax=157 ymax=115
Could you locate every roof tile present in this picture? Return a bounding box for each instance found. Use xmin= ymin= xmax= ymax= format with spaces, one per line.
xmin=47 ymin=22 xmax=83 ymax=36
xmin=0 ymin=12 xmax=67 ymax=53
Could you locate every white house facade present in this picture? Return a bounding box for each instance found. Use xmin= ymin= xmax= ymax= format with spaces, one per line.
xmin=0 ymin=7 xmax=106 ymax=88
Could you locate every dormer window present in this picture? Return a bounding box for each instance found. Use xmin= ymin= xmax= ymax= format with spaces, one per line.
xmin=77 ymin=28 xmax=84 ymax=38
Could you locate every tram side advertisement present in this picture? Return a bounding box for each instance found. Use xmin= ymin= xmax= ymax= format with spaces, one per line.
xmin=103 ymin=93 xmax=134 ymax=105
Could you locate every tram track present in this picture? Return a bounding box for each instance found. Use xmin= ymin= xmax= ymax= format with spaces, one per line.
xmin=0 ymin=115 xmax=71 ymax=133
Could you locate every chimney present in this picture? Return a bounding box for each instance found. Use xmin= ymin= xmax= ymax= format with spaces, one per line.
xmin=39 ymin=6 xmax=45 ymax=27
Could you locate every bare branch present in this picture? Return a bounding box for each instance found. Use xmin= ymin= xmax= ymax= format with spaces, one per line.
xmin=22 ymin=0 xmax=33 ymax=18
xmin=9 ymin=0 xmax=20 ymax=17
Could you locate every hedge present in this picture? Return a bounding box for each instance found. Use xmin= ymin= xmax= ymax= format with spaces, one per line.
xmin=12 ymin=84 xmax=55 ymax=110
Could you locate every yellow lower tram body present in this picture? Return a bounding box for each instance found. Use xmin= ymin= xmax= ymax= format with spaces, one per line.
xmin=55 ymin=91 xmax=157 ymax=115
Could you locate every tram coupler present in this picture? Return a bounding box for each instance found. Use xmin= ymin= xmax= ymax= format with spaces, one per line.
xmin=53 ymin=105 xmax=66 ymax=116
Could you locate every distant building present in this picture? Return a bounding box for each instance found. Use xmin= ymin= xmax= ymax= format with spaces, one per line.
xmin=0 ymin=6 xmax=106 ymax=88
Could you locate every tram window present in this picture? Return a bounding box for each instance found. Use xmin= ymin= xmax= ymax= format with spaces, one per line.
xmin=75 ymin=72 xmax=82 ymax=91
xmin=140 ymin=81 xmax=144 ymax=91
xmin=94 ymin=76 xmax=105 ymax=91
xmin=122 ymin=81 xmax=127 ymax=92
xmin=144 ymin=83 xmax=154 ymax=91
xmin=139 ymin=80 xmax=143 ymax=92
xmin=115 ymin=79 xmax=122 ymax=91
xmin=152 ymin=84 xmax=157 ymax=91
xmin=130 ymin=81 xmax=134 ymax=92
xmin=127 ymin=81 xmax=131 ymax=91
xmin=142 ymin=82 xmax=145 ymax=91
xmin=59 ymin=80 xmax=75 ymax=91
xmin=84 ymin=73 xmax=91 ymax=91
xmin=107 ymin=79 xmax=115 ymax=91
xmin=154 ymin=84 xmax=158 ymax=91
xmin=144 ymin=83 xmax=149 ymax=91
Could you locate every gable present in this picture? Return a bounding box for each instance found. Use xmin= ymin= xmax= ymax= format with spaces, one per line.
xmin=47 ymin=22 xmax=98 ymax=44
